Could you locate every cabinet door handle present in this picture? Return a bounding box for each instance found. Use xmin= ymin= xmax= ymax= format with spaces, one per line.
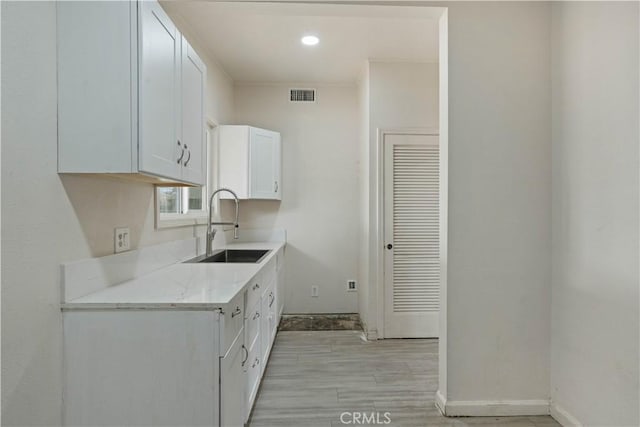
xmin=269 ymin=292 xmax=275 ymax=308
xmin=177 ymin=140 xmax=185 ymax=164
xmin=253 ymin=311 xmax=260 ymax=320
xmin=253 ymin=283 xmax=260 ymax=291
xmin=241 ymin=345 xmax=248 ymax=367
xmin=274 ymin=181 xmax=278 ymax=192
xmin=183 ymin=146 xmax=191 ymax=167
xmin=231 ymin=306 xmax=242 ymax=318
xmin=252 ymin=357 xmax=260 ymax=368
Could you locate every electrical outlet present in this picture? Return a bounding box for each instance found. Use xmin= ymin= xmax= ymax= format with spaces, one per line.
xmin=311 ymin=285 xmax=319 ymax=297
xmin=114 ymin=227 xmax=130 ymax=253
xmin=347 ymin=280 xmax=357 ymax=292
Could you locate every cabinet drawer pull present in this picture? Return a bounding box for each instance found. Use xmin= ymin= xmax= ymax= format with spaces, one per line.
xmin=252 ymin=283 xmax=260 ymax=291
xmin=241 ymin=345 xmax=248 ymax=367
xmin=183 ymin=146 xmax=191 ymax=167
xmin=253 ymin=311 xmax=260 ymax=320
xmin=252 ymin=357 xmax=260 ymax=368
xmin=269 ymin=292 xmax=275 ymax=307
xmin=177 ymin=140 xmax=185 ymax=164
xmin=231 ymin=306 xmax=242 ymax=318
xmin=274 ymin=181 xmax=278 ymax=192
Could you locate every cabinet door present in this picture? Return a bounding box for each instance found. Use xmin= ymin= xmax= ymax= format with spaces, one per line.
xmin=249 ymin=128 xmax=281 ymax=199
xmin=269 ymin=287 xmax=278 ymax=341
xmin=260 ymin=292 xmax=271 ymax=367
xmin=180 ymin=37 xmax=207 ymax=186
xmin=244 ymin=339 xmax=262 ymax=421
xmin=138 ymin=0 xmax=182 ymax=181
xmin=221 ymin=333 xmax=245 ymax=427
xmin=277 ymin=252 xmax=285 ymax=320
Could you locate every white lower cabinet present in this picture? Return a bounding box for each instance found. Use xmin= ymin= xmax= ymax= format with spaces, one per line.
xmin=242 ymin=257 xmax=279 ymax=423
xmin=62 ymin=246 xmax=284 ymax=427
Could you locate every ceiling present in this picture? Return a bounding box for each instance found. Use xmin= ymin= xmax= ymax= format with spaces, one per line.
xmin=161 ymin=2 xmax=441 ymax=84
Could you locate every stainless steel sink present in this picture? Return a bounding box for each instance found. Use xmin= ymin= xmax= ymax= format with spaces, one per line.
xmin=184 ymin=249 xmax=270 ymax=264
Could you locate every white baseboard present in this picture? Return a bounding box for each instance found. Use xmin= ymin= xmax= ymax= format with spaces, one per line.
xmin=550 ymin=402 xmax=583 ymax=427
xmin=365 ymin=328 xmax=378 ymax=340
xmin=437 ymin=395 xmax=550 ymax=417
xmin=359 ymin=318 xmax=378 ymax=340
xmin=435 ymin=390 xmax=447 ymax=415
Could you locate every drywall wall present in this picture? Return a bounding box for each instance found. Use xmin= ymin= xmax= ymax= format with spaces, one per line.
xmin=550 ymin=2 xmax=639 ymax=425
xmin=362 ymin=61 xmax=439 ymax=339
xmin=441 ymin=1 xmax=552 ymax=408
xmin=369 ymin=61 xmax=439 ymax=131
xmin=231 ymin=83 xmax=359 ymax=313
xmin=0 ymin=2 xmax=233 ymax=425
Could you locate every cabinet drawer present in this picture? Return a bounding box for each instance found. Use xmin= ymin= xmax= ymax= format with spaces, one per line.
xmin=246 ymin=273 xmax=263 ymax=311
xmin=220 ymin=290 xmax=244 ymax=357
xmin=245 ymin=300 xmax=261 ymax=350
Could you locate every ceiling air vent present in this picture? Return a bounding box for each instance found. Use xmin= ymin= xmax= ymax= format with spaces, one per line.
xmin=290 ymin=88 xmax=316 ymax=103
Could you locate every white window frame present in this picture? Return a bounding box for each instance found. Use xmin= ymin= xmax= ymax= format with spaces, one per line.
xmin=154 ymin=128 xmax=212 ymax=229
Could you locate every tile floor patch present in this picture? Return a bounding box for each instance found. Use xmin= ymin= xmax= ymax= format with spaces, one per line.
xmin=279 ymin=314 xmax=363 ymax=331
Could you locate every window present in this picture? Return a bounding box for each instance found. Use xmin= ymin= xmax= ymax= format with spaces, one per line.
xmin=155 ymin=129 xmax=211 ymax=228
xmin=157 ymin=186 xmax=205 ymax=214
xmin=156 ymin=185 xmax=208 ymax=228
xmin=157 ymin=186 xmax=206 ymax=214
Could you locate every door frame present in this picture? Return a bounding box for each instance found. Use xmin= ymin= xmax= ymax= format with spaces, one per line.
xmin=375 ymin=127 xmax=440 ymax=339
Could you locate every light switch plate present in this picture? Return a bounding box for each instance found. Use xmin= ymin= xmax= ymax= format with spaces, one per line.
xmin=114 ymin=227 xmax=130 ymax=253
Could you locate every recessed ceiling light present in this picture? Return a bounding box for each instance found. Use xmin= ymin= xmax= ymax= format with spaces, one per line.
xmin=301 ymin=35 xmax=319 ymax=46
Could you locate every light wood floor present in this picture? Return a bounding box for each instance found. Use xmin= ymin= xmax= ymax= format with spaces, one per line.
xmin=248 ymin=331 xmax=560 ymax=427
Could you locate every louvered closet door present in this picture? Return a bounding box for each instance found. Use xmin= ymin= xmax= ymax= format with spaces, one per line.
xmin=383 ymin=133 xmax=439 ymax=338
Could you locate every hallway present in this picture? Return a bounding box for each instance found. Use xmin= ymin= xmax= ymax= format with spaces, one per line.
xmin=248 ymin=331 xmax=560 ymax=427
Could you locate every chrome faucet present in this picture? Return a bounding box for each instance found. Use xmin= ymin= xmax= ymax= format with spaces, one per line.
xmin=206 ymin=188 xmax=240 ymax=257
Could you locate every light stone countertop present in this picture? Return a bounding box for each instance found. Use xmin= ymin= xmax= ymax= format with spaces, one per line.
xmin=62 ymin=241 xmax=285 ymax=310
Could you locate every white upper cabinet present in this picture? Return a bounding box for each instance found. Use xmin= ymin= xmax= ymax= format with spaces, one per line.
xmin=57 ymin=0 xmax=206 ymax=186
xmin=218 ymin=126 xmax=282 ymax=200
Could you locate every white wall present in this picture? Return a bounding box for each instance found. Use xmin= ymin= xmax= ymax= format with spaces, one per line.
xmin=442 ymin=1 xmax=552 ymax=406
xmin=231 ymin=84 xmax=360 ymax=313
xmin=550 ymin=3 xmax=639 ymax=426
xmin=0 ymin=2 xmax=234 ymax=425
xmin=361 ymin=61 xmax=439 ymax=338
